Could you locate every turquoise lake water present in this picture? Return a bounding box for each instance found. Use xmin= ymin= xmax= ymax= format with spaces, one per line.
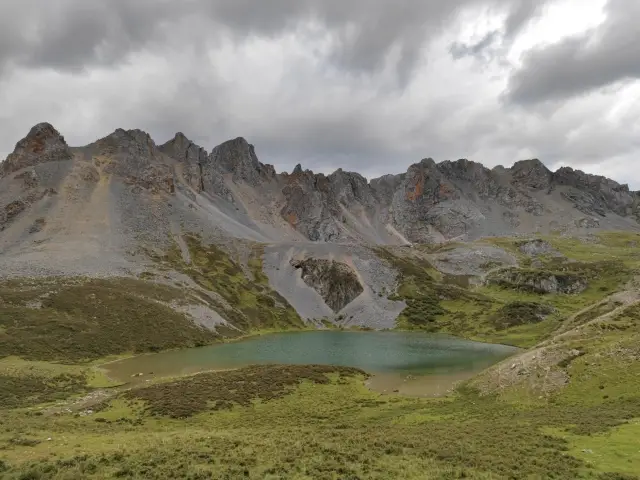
xmin=104 ymin=331 xmax=518 ymax=395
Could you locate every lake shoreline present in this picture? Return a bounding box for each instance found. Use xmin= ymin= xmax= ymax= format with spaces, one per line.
xmin=96 ymin=326 xmax=523 ymax=373
xmin=99 ymin=331 xmax=520 ymax=397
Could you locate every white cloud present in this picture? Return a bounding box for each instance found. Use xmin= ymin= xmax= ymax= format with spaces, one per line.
xmin=509 ymin=0 xmax=608 ymax=64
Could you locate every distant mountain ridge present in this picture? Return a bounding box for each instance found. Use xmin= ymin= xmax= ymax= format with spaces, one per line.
xmin=1 ymin=123 xmax=638 ymax=248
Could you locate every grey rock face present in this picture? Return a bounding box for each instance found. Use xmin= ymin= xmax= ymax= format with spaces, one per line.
xmin=211 ymin=137 xmax=275 ymax=186
xmin=370 ymin=173 xmax=404 ymax=204
xmin=510 ymin=159 xmax=552 ymax=191
xmin=280 ymin=167 xmax=354 ymax=242
xmin=575 ymin=217 xmax=601 ymax=229
xmin=290 ymin=258 xmax=364 ymax=312
xmin=0 ymin=182 xmax=57 ymax=229
xmin=328 ymin=169 xmax=376 ymax=210
xmin=281 ymin=171 xmax=337 ymax=241
xmin=1 ymin=123 xmax=72 ymax=176
xmin=159 ymin=133 xmax=234 ymax=202
xmin=90 ymin=129 xmax=174 ymax=194
xmin=430 ymin=245 xmax=518 ymax=276
xmin=518 ymin=239 xmax=561 ymax=257
xmin=276 ymin=156 xmax=639 ymax=242
xmin=391 ymin=159 xmax=479 ymax=242
xmin=279 ymin=165 xmax=392 ymax=242
xmin=554 ymin=167 xmax=635 ymax=217
xmin=438 ymin=159 xmax=544 ymax=215
xmin=159 ymin=133 xmax=208 ymax=192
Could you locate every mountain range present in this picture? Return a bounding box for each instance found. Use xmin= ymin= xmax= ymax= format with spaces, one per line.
xmin=1 ymin=122 xmax=638 ymax=328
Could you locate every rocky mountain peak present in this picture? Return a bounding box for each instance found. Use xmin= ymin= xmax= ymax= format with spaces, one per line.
xmin=511 ymin=159 xmax=552 ymax=190
xmin=172 ymin=132 xmax=189 ymax=143
xmin=211 ymin=137 xmax=275 ymax=185
xmin=554 ymin=166 xmax=628 ymax=192
xmin=1 ymin=122 xmax=73 ymax=176
xmin=159 ymin=132 xmax=207 ymax=164
xmin=370 ymin=173 xmax=404 ymax=203
xmin=115 ymin=128 xmax=154 ymax=143
xmin=329 ymin=168 xmax=367 ymax=182
xmin=89 ymin=128 xmax=174 ymax=194
xmin=93 ymin=128 xmax=158 ymax=157
xmin=513 ymin=158 xmax=547 ymax=170
xmin=552 ymin=166 xmax=635 ymax=217
xmin=2 ymin=123 xmax=639 ymax=248
xmin=161 ymin=132 xmax=195 ymax=153
xmin=160 ymin=132 xmax=191 ymax=152
xmin=158 ymin=133 xmax=208 ymax=193
xmin=416 ymin=157 xmax=438 ymax=169
xmin=438 ymin=158 xmax=492 ymax=184
xmin=327 ymin=168 xmax=373 ymax=207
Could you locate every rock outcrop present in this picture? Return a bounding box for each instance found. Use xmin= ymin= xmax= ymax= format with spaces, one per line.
xmin=0 ymin=187 xmax=57 ymax=230
xmin=1 ymin=123 xmax=72 ymax=176
xmin=290 ymin=258 xmax=364 ymax=312
xmin=492 ymin=301 xmax=556 ymax=330
xmin=159 ymin=132 xmax=208 ymax=192
xmin=281 ymin=168 xmax=341 ymax=241
xmin=211 ymin=137 xmax=276 ymax=186
xmin=89 ymin=129 xmax=174 ymax=194
xmin=160 ymin=133 xmax=236 ymax=202
xmin=510 ymin=159 xmax=552 ymax=191
xmin=488 ymin=268 xmax=588 ymax=294
xmin=554 ymin=167 xmax=634 ymax=217
xmin=518 ymin=240 xmax=562 ymax=257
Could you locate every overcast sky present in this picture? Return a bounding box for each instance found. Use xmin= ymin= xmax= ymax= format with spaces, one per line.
xmin=0 ymin=0 xmax=638 ymax=187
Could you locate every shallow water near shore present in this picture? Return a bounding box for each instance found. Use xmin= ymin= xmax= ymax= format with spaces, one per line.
xmin=103 ymin=331 xmax=519 ymax=396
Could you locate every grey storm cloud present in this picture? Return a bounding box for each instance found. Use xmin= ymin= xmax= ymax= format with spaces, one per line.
xmin=0 ymin=0 xmax=549 ymax=83
xmin=450 ymin=31 xmax=502 ymax=61
xmin=0 ymin=0 xmax=639 ymax=188
xmin=507 ymin=0 xmax=640 ymax=104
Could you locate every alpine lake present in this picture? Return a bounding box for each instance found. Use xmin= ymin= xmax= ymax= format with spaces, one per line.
xmin=103 ymin=331 xmax=519 ymax=397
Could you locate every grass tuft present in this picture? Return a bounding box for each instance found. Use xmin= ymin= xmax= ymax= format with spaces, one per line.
xmin=124 ymin=364 xmax=366 ymax=418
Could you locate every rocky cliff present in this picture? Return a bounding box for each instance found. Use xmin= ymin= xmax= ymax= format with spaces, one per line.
xmin=290 ymin=258 xmax=364 ymax=312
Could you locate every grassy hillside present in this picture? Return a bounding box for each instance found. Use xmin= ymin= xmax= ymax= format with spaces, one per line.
xmin=2 ymin=310 xmax=640 ymax=479
xmin=0 ymin=277 xmax=220 ymax=363
xmin=380 ymin=232 xmax=640 ymax=348
xmin=0 ymin=238 xmax=307 ymax=417
xmin=1 ymin=232 xmax=639 ymax=478
xmin=149 ymin=235 xmax=305 ymax=332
